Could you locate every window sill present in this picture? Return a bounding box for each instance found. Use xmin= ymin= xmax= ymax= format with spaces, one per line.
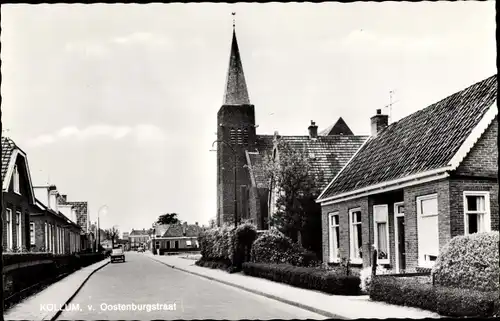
xmin=350 ymin=258 xmax=363 ymax=265
xmin=377 ymin=259 xmax=390 ymax=265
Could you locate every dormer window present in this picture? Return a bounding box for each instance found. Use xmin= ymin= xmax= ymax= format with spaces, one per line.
xmin=13 ymin=165 xmax=20 ymax=194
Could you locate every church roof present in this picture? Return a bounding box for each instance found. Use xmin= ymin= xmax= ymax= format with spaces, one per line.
xmin=223 ymin=29 xmax=250 ymax=105
xmin=247 ymin=134 xmax=368 ymax=189
xmin=319 ymin=117 xmax=354 ymax=136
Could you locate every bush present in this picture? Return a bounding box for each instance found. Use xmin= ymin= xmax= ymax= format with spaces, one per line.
xmin=432 ymin=231 xmax=499 ymax=292
xmin=359 ymin=265 xmax=391 ymax=293
xmin=198 ymin=225 xmax=235 ymax=262
xmin=242 ymin=262 xmax=361 ymax=295
xmin=233 ymin=223 xmax=258 ymax=269
xmin=371 ymin=276 xmax=499 ymax=317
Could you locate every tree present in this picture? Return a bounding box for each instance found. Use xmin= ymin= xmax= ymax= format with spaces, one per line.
xmin=105 ymin=226 xmax=120 ymax=248
xmin=257 ymin=140 xmax=324 ymax=255
xmin=156 ymin=213 xmax=181 ymax=225
xmin=208 ymin=217 xmax=217 ymax=228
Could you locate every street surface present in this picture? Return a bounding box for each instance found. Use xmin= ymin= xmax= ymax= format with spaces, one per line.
xmin=57 ymin=252 xmax=326 ymax=320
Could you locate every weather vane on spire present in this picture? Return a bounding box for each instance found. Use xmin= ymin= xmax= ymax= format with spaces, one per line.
xmin=232 ymin=12 xmax=236 ymax=29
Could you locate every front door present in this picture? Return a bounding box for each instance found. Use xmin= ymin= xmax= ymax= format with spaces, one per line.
xmin=175 ymin=240 xmax=179 ymax=249
xmin=394 ymin=203 xmax=406 ymax=272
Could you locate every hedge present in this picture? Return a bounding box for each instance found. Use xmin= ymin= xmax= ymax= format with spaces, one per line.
xmin=370 ymin=276 xmax=500 ymax=317
xmin=242 ymin=262 xmax=361 ymax=295
xmin=195 ymin=258 xmax=232 ymax=271
xmin=432 ymin=231 xmax=499 ymax=292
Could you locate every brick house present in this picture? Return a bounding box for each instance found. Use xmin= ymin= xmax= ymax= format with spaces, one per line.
xmin=216 ymin=26 xmax=368 ymax=229
xmin=33 ymin=185 xmax=82 ymax=253
xmin=57 ymin=196 xmax=91 ymax=250
xmin=316 ymin=75 xmax=498 ymax=272
xmin=129 ymin=228 xmax=151 ymax=250
xmin=1 ymin=137 xmax=37 ymax=251
xmin=30 ymin=196 xmax=82 ymax=254
xmin=152 ymin=222 xmax=201 ymax=254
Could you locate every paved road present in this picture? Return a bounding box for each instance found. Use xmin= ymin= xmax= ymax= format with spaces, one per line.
xmin=57 ymin=252 xmax=326 ymax=320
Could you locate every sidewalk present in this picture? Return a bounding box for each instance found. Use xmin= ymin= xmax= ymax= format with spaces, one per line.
xmin=4 ymin=259 xmax=110 ymax=321
xmin=147 ymin=253 xmax=442 ymax=319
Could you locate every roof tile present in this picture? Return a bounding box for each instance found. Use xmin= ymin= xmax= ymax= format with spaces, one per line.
xmin=320 ymin=74 xmax=498 ymax=200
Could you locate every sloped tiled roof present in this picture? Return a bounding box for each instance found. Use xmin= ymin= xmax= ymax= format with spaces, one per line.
xmin=130 ymin=229 xmax=150 ymax=236
xmin=319 ymin=74 xmax=498 ymax=200
xmin=161 ymin=224 xmax=201 ymax=237
xmin=319 ymin=117 xmax=354 ymax=136
xmin=1 ymin=137 xmax=16 ymax=181
xmin=163 ymin=224 xmax=183 ymax=237
xmin=247 ymin=134 xmax=368 ymax=189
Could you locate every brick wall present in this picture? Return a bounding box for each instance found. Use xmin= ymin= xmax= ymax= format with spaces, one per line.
xmin=455 ymin=117 xmax=498 ymax=177
xmin=3 ymin=193 xmax=31 ymax=251
xmin=216 ymin=104 xmax=256 ymax=226
xmin=403 ymin=179 xmax=450 ymax=271
xmin=321 ymin=197 xmax=369 ymax=267
xmin=449 ymin=178 xmax=499 ymax=236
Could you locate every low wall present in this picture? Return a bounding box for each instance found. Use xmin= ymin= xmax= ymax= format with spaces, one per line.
xmin=3 ymin=252 xmax=106 ymax=309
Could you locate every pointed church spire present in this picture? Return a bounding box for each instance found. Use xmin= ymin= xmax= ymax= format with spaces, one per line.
xmin=223 ymin=13 xmax=250 ymax=105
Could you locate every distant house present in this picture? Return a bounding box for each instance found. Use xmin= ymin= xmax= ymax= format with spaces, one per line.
xmin=216 ymin=27 xmax=368 ymax=229
xmin=152 ymin=222 xmax=201 ymax=255
xmin=33 ymin=185 xmax=83 ymax=253
xmin=57 ymin=195 xmax=91 ymax=250
xmin=316 ymin=75 xmax=498 ymax=272
xmin=129 ymin=228 xmax=151 ymax=250
xmin=30 ymin=196 xmax=81 ymax=254
xmin=1 ymin=137 xmax=38 ymax=251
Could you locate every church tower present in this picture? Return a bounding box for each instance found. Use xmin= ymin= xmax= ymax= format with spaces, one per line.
xmin=216 ymin=19 xmax=256 ymax=226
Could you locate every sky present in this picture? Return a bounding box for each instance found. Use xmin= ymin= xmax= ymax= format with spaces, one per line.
xmin=1 ymin=2 xmax=496 ymax=234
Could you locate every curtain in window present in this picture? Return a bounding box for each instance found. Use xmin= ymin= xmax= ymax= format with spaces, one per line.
xmin=377 ymin=222 xmax=388 ymax=260
xmin=352 ymin=223 xmax=362 ymax=259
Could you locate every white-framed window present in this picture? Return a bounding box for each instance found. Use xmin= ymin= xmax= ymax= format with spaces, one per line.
xmin=30 ymin=222 xmax=36 ymax=245
xmin=349 ymin=208 xmax=363 ymax=264
xmin=417 ymin=194 xmax=439 ymax=267
xmin=6 ymin=208 xmax=13 ymax=250
xmin=186 ymin=240 xmax=192 ymax=247
xmin=13 ymin=165 xmax=20 ymax=194
xmin=16 ymin=211 xmax=22 ymax=250
xmin=328 ymin=212 xmax=340 ymax=263
xmin=463 ymin=192 xmax=491 ymax=235
xmin=373 ymin=205 xmax=390 ymax=264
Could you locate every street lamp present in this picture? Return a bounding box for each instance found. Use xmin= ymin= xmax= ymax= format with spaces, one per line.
xmin=212 ymin=140 xmax=238 ymax=227
xmin=97 ymin=205 xmax=108 ymax=252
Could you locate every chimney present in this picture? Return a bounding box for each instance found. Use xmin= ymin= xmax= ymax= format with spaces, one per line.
xmin=48 ymin=186 xmax=58 ymax=212
xmin=371 ymin=109 xmax=388 ymax=137
xmin=308 ymin=120 xmax=318 ymax=139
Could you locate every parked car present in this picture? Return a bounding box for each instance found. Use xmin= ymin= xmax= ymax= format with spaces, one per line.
xmin=110 ymin=247 xmax=125 ymax=263
xmin=138 ymin=247 xmax=145 ymax=253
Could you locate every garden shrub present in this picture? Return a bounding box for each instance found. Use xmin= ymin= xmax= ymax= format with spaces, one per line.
xmin=359 ymin=265 xmax=391 ymax=293
xmin=432 ymin=231 xmax=499 ymax=292
xmin=233 ymin=223 xmax=258 ymax=270
xmin=198 ymin=225 xmax=235 ymax=264
xmin=251 ymin=229 xmax=317 ymax=267
xmin=242 ymin=262 xmax=361 ymax=295
xmin=371 ymin=276 xmax=499 ymax=317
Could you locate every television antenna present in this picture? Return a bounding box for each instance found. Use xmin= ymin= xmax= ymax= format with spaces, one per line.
xmin=383 ymin=90 xmax=399 ymax=123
